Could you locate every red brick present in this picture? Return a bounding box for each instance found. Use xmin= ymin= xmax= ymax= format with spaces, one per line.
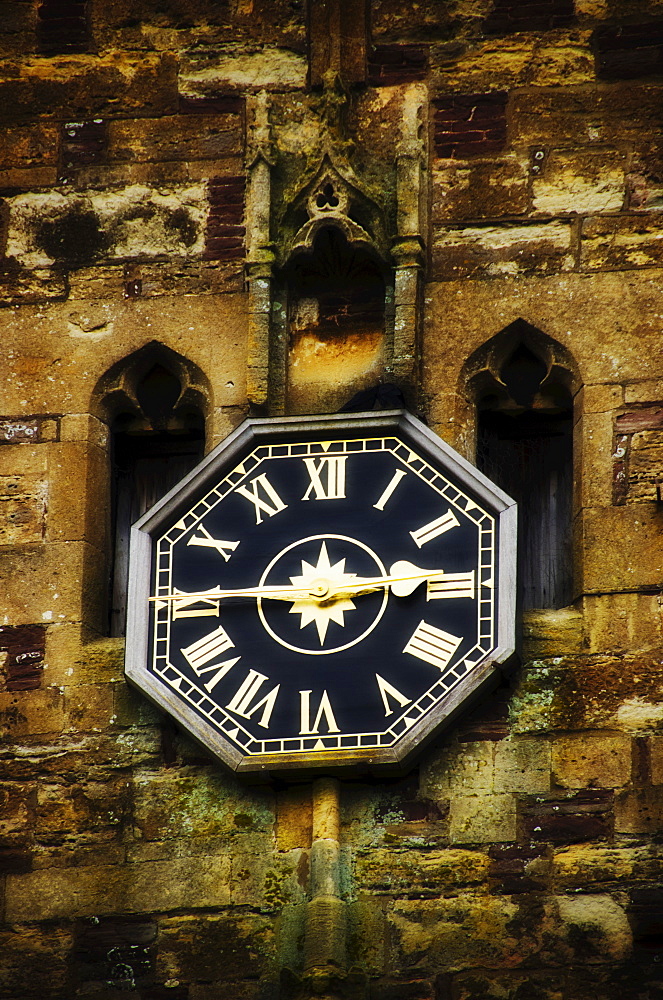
xmin=368 ymin=44 xmax=428 ymax=85
xmin=484 ymin=0 xmax=574 ymax=35
xmin=0 ymin=625 xmax=46 ymax=692
xmin=519 ymin=790 xmax=613 ymax=844
xmin=37 ymin=0 xmax=88 ymax=53
xmin=593 ymin=21 xmax=663 ymax=80
xmin=178 ymin=95 xmax=244 ymax=116
xmin=616 ymin=408 xmax=663 ymax=433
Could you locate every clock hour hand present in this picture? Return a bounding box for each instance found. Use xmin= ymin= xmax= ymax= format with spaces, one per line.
xmin=327 ymin=561 xmax=445 ymax=599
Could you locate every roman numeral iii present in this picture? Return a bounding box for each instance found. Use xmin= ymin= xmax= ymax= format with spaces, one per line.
xmin=427 ymin=571 xmax=475 ymax=600
xmin=302 ymin=456 xmax=347 ymax=500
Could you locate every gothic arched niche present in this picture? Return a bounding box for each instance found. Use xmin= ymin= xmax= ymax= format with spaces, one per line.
xmin=463 ymin=320 xmax=579 ymax=611
xmin=282 ymin=223 xmax=390 ymax=413
xmin=93 ymin=342 xmax=209 ymax=635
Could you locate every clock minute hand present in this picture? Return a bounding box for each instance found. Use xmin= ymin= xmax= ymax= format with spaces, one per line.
xmin=150 ymin=583 xmax=316 ymax=604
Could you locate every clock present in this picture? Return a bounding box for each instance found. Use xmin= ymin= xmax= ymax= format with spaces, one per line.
xmin=125 ymin=410 xmax=516 ymax=774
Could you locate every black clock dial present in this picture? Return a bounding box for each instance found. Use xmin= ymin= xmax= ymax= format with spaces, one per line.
xmin=143 ymin=424 xmax=506 ymax=766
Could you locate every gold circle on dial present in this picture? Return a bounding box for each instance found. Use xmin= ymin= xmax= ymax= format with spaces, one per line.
xmin=257 ymin=533 xmax=388 ymax=655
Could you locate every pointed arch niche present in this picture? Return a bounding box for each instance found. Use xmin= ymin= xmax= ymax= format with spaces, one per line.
xmin=268 ymin=155 xmax=394 ymax=414
xmin=92 ymin=343 xmax=210 ymax=636
xmin=463 ymin=321 xmax=580 ymax=611
xmin=282 ymin=223 xmax=390 ymax=413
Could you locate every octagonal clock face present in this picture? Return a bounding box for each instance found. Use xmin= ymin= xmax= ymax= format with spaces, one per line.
xmin=125 ymin=411 xmax=516 ymax=773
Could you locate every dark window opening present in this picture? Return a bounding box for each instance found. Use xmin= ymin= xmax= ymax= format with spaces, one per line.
xmin=285 ymin=226 xmax=386 ymax=338
xmin=477 ymin=344 xmax=574 ymax=610
xmin=109 ymin=365 xmax=204 ymax=637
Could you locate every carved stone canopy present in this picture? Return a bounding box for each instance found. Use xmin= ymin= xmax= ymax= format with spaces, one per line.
xmin=283 ymin=154 xmax=387 ymax=264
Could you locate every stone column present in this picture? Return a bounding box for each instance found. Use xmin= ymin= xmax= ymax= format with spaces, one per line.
xmin=390 ymin=84 xmax=427 ymax=395
xmin=303 ymin=777 xmax=347 ymax=987
xmin=245 ymin=92 xmax=275 ymax=409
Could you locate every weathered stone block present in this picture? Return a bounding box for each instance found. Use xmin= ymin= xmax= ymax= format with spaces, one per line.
xmin=431 ymin=221 xmax=574 ymax=280
xmin=510 ymin=86 xmax=663 ymax=148
xmin=65 ymin=683 xmax=115 ymax=731
xmin=449 ymin=794 xmax=517 ymax=844
xmin=556 ymin=894 xmax=632 ymax=962
xmin=36 ymin=776 xmax=130 ymax=839
xmin=157 ymin=913 xmax=275 ymax=984
xmin=0 ymin=781 xmax=36 ymax=846
xmin=276 ymin=784 xmax=312 ymax=851
xmin=5 ymin=854 xmax=232 ymax=919
xmin=0 ymin=53 xmax=179 ymax=122
xmin=521 ymin=607 xmax=584 ymax=662
xmin=533 ymin=148 xmax=627 ymax=215
xmin=44 ymin=626 xmax=124 ymax=687
xmin=580 ymin=383 xmax=624 ymax=414
xmin=389 ymin=894 xmax=523 ymax=970
xmin=421 ymin=741 xmax=494 ymax=797
xmin=0 ymin=687 xmax=66 ymax=738
xmin=0 ymin=124 xmax=60 ymax=171
xmin=493 ymin=739 xmax=551 ymax=793
xmin=579 ymin=409 xmax=614 ymax=507
xmin=132 ymin=769 xmax=273 ymax=843
xmin=552 ymin=734 xmax=632 ymax=790
xmin=583 ymin=592 xmax=663 ymax=654
xmin=179 ymin=46 xmax=306 ymax=93
xmin=625 ymin=380 xmax=663 ymax=405
xmin=0 ymin=471 xmax=46 ymax=545
xmin=581 ymin=214 xmax=663 ymax=272
xmin=0 ymin=923 xmax=72 ymax=999
xmin=108 ymin=114 xmax=243 ymax=163
xmin=582 ymin=505 xmax=663 ymax=593
xmin=432 ymin=160 xmax=530 ymax=221
xmin=615 ymin=787 xmax=663 ymax=835
xmin=553 ymin=844 xmax=663 ymax=890
xmin=356 ymin=847 xmax=489 ymax=895
xmin=45 ymin=441 xmax=109 ymax=549
xmin=648 ymin=735 xmax=663 ymax=784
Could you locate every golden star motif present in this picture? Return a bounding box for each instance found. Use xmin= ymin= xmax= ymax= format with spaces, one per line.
xmin=288 ymin=541 xmax=358 ymax=644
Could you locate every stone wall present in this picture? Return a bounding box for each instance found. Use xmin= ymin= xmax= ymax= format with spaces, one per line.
xmin=1 ymin=1 xmax=663 ymax=998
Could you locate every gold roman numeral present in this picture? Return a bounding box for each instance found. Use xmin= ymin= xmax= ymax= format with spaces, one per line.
xmin=299 ymin=689 xmax=340 ymax=734
xmin=403 ymin=620 xmax=462 ymax=671
xmin=187 ymin=524 xmax=240 ymax=562
xmin=226 ymin=669 xmax=280 ymax=729
xmin=302 ymin=456 xmax=347 ymax=501
xmin=427 ymin=571 xmax=475 ymax=600
xmin=410 ymin=509 xmax=460 ymax=548
xmin=236 ymin=474 xmax=288 ymax=524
